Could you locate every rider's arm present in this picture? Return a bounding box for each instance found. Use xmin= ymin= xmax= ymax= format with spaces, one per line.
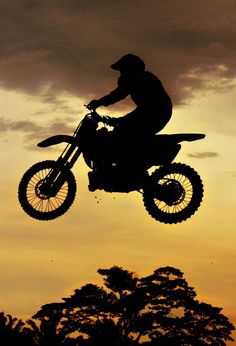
xmin=97 ymin=75 xmax=129 ymax=106
xmin=87 ymin=76 xmax=129 ymax=110
xmin=97 ymin=85 xmax=129 ymax=107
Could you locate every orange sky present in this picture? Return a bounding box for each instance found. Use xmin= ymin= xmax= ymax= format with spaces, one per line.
xmin=0 ymin=0 xmax=236 ymax=343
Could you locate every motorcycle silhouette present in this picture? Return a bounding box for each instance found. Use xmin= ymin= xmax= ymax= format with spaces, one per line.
xmin=18 ymin=107 xmax=205 ymax=224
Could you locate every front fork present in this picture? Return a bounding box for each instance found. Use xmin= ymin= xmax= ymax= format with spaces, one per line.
xmin=39 ymin=161 xmax=68 ymax=197
xmin=40 ymin=144 xmax=82 ymax=197
xmin=38 ymin=115 xmax=95 ymax=196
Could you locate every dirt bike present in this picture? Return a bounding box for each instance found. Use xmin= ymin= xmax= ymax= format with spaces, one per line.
xmin=18 ymin=107 xmax=205 ymax=224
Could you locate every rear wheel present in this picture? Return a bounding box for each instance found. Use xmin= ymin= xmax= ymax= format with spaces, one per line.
xmin=143 ymin=163 xmax=204 ymax=224
xmin=18 ymin=160 xmax=76 ymax=220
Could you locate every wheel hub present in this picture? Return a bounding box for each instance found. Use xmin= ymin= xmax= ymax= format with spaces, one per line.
xmin=162 ymin=179 xmax=185 ymax=205
xmin=35 ymin=181 xmax=51 ymax=199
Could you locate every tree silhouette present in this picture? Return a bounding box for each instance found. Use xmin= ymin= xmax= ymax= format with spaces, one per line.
xmin=26 ymin=302 xmax=68 ymax=346
xmin=30 ymin=266 xmax=234 ymax=345
xmin=0 ymin=266 xmax=234 ymax=345
xmin=0 ymin=311 xmax=34 ymax=345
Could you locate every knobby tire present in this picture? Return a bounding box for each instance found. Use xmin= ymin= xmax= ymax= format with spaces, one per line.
xmin=18 ymin=160 xmax=76 ymax=220
xmin=143 ymin=163 xmax=204 ymax=224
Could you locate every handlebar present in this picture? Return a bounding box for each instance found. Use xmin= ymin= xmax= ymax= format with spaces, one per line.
xmin=84 ymin=104 xmax=103 ymax=122
xmin=84 ymin=105 xmax=117 ymax=126
xmin=84 ymin=103 xmax=95 ymax=111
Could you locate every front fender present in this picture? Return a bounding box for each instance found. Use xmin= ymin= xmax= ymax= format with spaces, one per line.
xmin=37 ymin=135 xmax=76 ymax=148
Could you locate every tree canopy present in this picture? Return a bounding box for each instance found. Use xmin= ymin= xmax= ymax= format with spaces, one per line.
xmin=0 ymin=266 xmax=234 ymax=345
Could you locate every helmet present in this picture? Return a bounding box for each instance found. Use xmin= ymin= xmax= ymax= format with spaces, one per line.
xmin=111 ymin=54 xmax=145 ymax=72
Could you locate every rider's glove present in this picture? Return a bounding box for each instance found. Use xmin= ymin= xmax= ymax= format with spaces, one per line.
xmin=87 ymin=99 xmax=100 ymax=110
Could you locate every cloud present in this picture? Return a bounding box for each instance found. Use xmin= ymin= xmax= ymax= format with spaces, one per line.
xmin=0 ymin=116 xmax=76 ymax=150
xmin=226 ymin=172 xmax=236 ymax=178
xmin=0 ymin=0 xmax=235 ymax=105
xmin=188 ymin=151 xmax=218 ymax=159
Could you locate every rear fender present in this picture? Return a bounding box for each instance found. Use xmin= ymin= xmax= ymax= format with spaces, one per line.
xmin=37 ymin=135 xmax=76 ymax=148
xmin=168 ymin=133 xmax=205 ymax=142
xmin=156 ymin=133 xmax=205 ymax=143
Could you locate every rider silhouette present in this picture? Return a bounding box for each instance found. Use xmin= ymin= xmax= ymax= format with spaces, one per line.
xmin=87 ymin=54 xmax=173 ymax=189
xmin=88 ymin=53 xmax=172 ymax=140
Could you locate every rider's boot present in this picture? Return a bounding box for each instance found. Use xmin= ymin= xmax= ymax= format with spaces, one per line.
xmin=88 ymin=170 xmax=102 ymax=191
xmin=88 ymin=162 xmax=112 ymax=191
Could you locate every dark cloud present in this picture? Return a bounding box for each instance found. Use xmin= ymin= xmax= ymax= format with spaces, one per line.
xmin=0 ymin=116 xmax=76 ymax=149
xmin=0 ymin=0 xmax=236 ymax=104
xmin=188 ymin=151 xmax=218 ymax=159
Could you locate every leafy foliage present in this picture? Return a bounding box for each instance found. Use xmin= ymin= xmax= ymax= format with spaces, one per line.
xmin=0 ymin=266 xmax=234 ymax=345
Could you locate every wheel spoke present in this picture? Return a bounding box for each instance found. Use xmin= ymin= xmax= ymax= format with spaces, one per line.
xmin=18 ymin=160 xmax=76 ymax=220
xmin=151 ymin=171 xmax=195 ymax=214
xmin=24 ymin=167 xmax=69 ymax=213
xmin=143 ymin=163 xmax=203 ymax=224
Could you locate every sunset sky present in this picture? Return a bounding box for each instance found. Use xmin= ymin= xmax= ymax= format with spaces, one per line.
xmin=1 ymin=0 xmax=236 ymax=341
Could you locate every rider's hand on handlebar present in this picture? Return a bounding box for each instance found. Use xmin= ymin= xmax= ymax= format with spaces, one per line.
xmin=86 ymin=99 xmax=100 ymax=110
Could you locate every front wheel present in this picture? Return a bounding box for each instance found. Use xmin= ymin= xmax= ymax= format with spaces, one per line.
xmin=18 ymin=160 xmax=76 ymax=220
xmin=143 ymin=163 xmax=204 ymax=224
